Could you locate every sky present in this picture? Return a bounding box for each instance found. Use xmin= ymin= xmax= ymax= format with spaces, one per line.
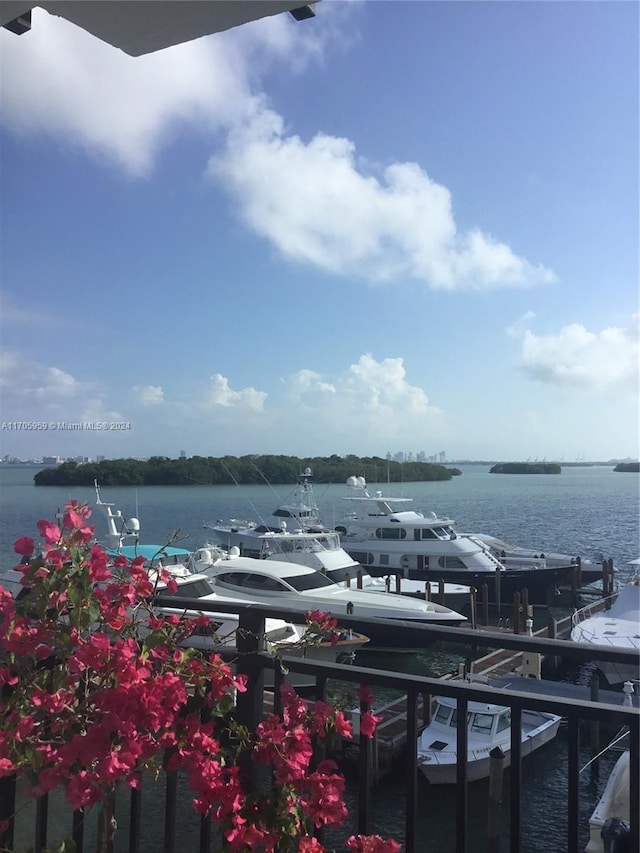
xmin=0 ymin=1 xmax=638 ymax=463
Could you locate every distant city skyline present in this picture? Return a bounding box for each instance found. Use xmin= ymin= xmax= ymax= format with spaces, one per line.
xmin=1 ymin=3 xmax=637 ymax=462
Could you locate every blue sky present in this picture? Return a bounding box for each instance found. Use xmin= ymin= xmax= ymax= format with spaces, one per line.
xmin=1 ymin=1 xmax=638 ymax=462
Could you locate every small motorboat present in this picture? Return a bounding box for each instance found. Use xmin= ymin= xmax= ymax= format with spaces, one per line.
xmin=416 ymin=683 xmax=561 ymax=785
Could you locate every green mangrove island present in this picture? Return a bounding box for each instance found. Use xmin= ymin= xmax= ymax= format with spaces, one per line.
xmin=489 ymin=462 xmax=561 ymax=475
xmin=34 ymin=455 xmax=462 ymax=487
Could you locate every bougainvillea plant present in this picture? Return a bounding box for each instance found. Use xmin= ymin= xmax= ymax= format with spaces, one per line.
xmin=0 ymin=503 xmax=400 ymax=853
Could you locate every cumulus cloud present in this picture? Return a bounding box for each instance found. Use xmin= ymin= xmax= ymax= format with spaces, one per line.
xmin=1 ymin=8 xmax=555 ymax=294
xmin=0 ymin=350 xmax=83 ymax=400
xmin=209 ymin=118 xmax=557 ymax=291
xmin=204 ymin=374 xmax=267 ymax=411
xmin=518 ymin=318 xmax=639 ymax=391
xmin=132 ymin=385 xmax=164 ymax=405
xmin=281 ymin=354 xmax=443 ymax=445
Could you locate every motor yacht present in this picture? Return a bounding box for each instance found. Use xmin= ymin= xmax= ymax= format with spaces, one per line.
xmin=198 ymin=550 xmax=467 ymax=648
xmin=335 ymin=476 xmax=593 ymax=604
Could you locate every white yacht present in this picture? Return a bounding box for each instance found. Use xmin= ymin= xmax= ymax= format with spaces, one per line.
xmin=207 ymin=470 xmax=471 ymax=611
xmin=570 ymin=567 xmax=640 ymax=685
xmin=416 ymin=682 xmax=561 ymax=785
xmin=335 ymin=476 xmax=592 ymax=604
xmin=198 ymin=551 xmax=467 ymax=648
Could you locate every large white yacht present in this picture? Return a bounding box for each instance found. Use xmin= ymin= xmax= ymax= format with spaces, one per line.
xmin=198 ymin=551 xmax=467 ymax=648
xmin=206 ymin=470 xmax=471 ymax=611
xmin=335 ymin=476 xmax=592 ymax=604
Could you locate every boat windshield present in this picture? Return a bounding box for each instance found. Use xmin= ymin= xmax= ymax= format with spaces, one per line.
xmin=284 ymin=573 xmax=337 ymax=592
xmin=470 ymin=713 xmax=495 ymax=735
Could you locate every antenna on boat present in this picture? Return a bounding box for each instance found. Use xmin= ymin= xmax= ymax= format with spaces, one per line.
xmin=221 ymin=461 xmax=269 ymax=527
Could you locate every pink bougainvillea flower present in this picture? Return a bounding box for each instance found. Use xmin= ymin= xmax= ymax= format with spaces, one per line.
xmin=346 ymin=835 xmax=402 ymax=853
xmin=357 ymin=684 xmax=375 ymax=704
xmin=14 ymin=536 xmax=34 ymax=557
xmin=36 ymin=519 xmax=61 ymax=545
xmin=359 ymin=710 xmax=382 ymax=738
xmin=298 ymin=836 xmax=326 ymax=852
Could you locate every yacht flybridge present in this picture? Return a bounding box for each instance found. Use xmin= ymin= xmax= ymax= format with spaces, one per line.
xmin=336 ymin=476 xmax=588 ymax=604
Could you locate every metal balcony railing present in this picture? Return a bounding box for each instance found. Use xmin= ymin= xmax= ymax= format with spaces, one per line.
xmin=1 ymin=598 xmax=638 ymax=853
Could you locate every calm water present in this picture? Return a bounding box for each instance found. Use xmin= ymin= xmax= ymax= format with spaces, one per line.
xmin=2 ymin=464 xmax=638 ymax=852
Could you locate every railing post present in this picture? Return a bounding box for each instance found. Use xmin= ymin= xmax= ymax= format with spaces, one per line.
xmin=405 ymin=689 xmax=419 ymax=853
xmin=163 ymin=773 xmax=177 ymax=853
xmin=481 ymin=584 xmax=489 ymax=626
xmin=456 ymin=696 xmax=469 ymax=853
xmin=567 ymin=716 xmax=580 ymax=853
xmin=509 ymin=706 xmax=522 ymax=853
xmin=357 ymin=570 xmax=363 ymax=589
xmin=487 ymin=746 xmax=505 ymax=853
xmin=235 ymin=610 xmax=267 ymax=793
xmin=425 ymin=581 xmax=431 ymax=602
xmin=439 ymin=579 xmax=445 ymax=606
xmin=358 ymin=695 xmax=372 ymax=836
xmin=0 ymin=775 xmax=16 ymax=851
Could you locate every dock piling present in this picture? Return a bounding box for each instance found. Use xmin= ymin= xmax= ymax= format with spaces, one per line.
xmin=482 ymin=584 xmax=489 ymax=626
xmin=512 ymin=592 xmax=521 ymax=634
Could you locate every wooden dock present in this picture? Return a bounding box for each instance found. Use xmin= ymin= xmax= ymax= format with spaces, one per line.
xmin=339 ymin=591 xmax=624 ymax=783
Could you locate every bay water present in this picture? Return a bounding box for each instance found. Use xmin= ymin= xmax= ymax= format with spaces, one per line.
xmin=1 ymin=464 xmax=638 ymax=852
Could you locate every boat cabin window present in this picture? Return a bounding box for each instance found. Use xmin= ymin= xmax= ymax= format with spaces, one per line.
xmin=496 ymin=710 xmax=511 ymax=733
xmin=217 ymin=572 xmax=286 ymax=592
xmin=350 ymin=552 xmax=374 ymax=566
xmin=415 ymin=528 xmax=438 ymax=540
xmin=164 ymin=579 xmax=215 ymax=598
xmin=285 ymin=573 xmax=336 ymax=592
xmin=470 ymin=713 xmax=495 ymax=735
xmin=434 ymin=704 xmax=453 ymax=725
xmin=376 ymin=528 xmax=407 ymax=540
xmin=438 ymin=556 xmax=468 ymax=570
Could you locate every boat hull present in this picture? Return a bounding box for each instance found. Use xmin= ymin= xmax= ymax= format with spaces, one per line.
xmin=417 ymin=713 xmax=561 ymax=785
xmin=364 ymin=562 xmax=588 ymax=605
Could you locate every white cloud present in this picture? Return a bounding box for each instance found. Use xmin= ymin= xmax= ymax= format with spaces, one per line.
xmin=280 ymin=354 xmax=444 ymax=449
xmin=132 ymin=385 xmax=164 ymax=405
xmin=209 ymin=117 xmax=557 ymax=291
xmin=1 ymin=9 xmax=555 ymax=294
xmin=0 ymin=350 xmax=83 ymax=400
xmin=518 ymin=318 xmax=639 ymax=391
xmin=204 ymin=374 xmax=267 ymax=411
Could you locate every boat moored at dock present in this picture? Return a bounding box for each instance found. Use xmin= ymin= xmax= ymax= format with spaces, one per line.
xmin=335 ymin=476 xmax=599 ymax=603
xmin=416 ymin=680 xmax=562 ymax=785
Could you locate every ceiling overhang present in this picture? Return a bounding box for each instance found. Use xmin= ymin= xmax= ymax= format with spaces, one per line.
xmin=0 ymin=1 xmax=318 ymax=55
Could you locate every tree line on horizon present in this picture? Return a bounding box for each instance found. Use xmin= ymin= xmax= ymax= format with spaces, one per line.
xmin=33 ymin=454 xmax=462 ymax=487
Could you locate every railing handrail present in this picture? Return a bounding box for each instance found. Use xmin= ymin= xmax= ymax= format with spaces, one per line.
xmin=151 ymin=593 xmax=640 ymax=668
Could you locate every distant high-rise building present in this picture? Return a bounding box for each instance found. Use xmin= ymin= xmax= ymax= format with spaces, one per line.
xmin=180 ymin=449 xmax=186 ymax=458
